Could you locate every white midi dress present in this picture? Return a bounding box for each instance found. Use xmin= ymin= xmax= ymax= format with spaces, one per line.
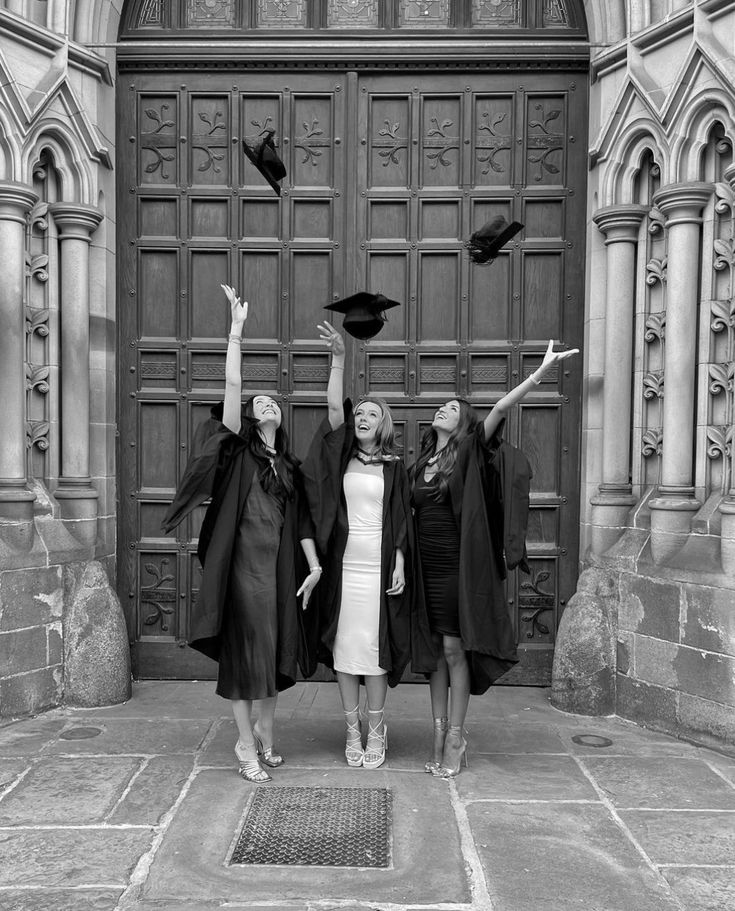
xmin=333 ymin=460 xmax=385 ymax=676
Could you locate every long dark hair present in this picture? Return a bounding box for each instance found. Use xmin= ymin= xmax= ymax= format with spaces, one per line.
xmin=242 ymin=394 xmax=298 ymax=497
xmin=414 ymin=398 xmax=479 ymax=498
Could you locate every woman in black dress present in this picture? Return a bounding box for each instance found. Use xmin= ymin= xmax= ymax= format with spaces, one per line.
xmin=412 ymin=340 xmax=578 ymax=778
xmin=163 ymin=285 xmax=321 ymax=783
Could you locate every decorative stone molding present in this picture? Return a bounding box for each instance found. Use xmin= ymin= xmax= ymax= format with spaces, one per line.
xmin=716 ymin=164 xmax=735 ymax=574
xmin=648 ymin=182 xmax=712 ymax=562
xmin=49 ymin=202 xmax=103 ymax=547
xmin=589 ymin=204 xmax=648 ymax=554
xmin=0 ymin=181 xmax=38 ymax=529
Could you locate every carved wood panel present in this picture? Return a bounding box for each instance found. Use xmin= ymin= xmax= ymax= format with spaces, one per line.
xmin=119 ymin=69 xmax=585 ymax=683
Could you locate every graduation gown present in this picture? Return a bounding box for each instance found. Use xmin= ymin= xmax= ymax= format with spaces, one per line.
xmin=410 ymin=423 xmax=528 ymax=694
xmin=301 ymin=401 xmax=413 ymax=688
xmin=161 ymin=403 xmax=316 ymax=686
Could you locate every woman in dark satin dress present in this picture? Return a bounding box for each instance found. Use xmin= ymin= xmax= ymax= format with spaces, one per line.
xmin=412 ymin=340 xmax=578 ymax=778
xmin=163 ymin=285 xmax=321 ymax=784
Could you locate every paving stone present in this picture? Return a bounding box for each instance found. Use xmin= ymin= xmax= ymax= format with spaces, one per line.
xmin=453 ymin=753 xmax=599 ymax=801
xmin=108 ymin=755 xmax=194 ymax=825
xmin=0 ymin=828 xmax=152 ymax=887
xmin=581 ymin=756 xmax=735 ymax=809
xmin=469 ymin=802 xmax=680 ymax=911
xmin=0 ymin=716 xmax=67 ymax=757
xmin=469 ymin=720 xmax=567 ymax=754
xmin=44 ymin=718 xmax=213 ymax=756
xmin=0 ymin=756 xmax=139 ymax=825
xmin=141 ymin=768 xmax=468 ymax=905
xmin=0 ymin=760 xmax=28 ymax=792
xmin=80 ymin=680 xmax=224 ymax=719
xmin=661 ymin=866 xmax=735 ymax=911
xmin=0 ymin=889 xmax=124 ymax=911
xmin=565 ymin=720 xmax=698 ymax=757
xmin=619 ymin=810 xmax=735 ymax=865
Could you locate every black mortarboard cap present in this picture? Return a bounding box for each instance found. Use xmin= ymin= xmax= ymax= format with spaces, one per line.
xmin=466 ymin=216 xmax=524 ymax=264
xmin=324 ymin=291 xmax=401 ymax=340
xmin=242 ymin=130 xmax=287 ymax=197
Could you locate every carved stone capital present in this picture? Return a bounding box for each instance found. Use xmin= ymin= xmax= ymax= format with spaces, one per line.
xmin=592 ymin=204 xmax=648 ymax=243
xmin=50 ymin=203 xmax=103 ymax=241
xmin=653 ymin=182 xmax=712 ymax=226
xmin=725 ymin=163 xmax=735 ymax=192
xmin=0 ymin=181 xmax=38 ymax=224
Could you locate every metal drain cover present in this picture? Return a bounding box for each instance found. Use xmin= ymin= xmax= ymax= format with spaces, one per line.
xmin=230 ymin=786 xmax=392 ymax=868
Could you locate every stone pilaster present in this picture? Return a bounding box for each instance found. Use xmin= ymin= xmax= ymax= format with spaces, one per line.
xmin=718 ymin=164 xmax=735 ymax=575
xmin=0 ymin=182 xmax=38 ymax=531
xmin=50 ymin=203 xmax=103 ymax=547
xmin=649 ymin=182 xmax=712 ymax=562
xmin=589 ymin=205 xmax=649 ymax=553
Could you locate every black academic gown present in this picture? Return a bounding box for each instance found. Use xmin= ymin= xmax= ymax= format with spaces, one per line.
xmin=301 ymin=401 xmax=413 ymax=688
xmin=161 ymin=404 xmax=316 ymax=687
xmin=410 ymin=424 xmax=524 ymax=694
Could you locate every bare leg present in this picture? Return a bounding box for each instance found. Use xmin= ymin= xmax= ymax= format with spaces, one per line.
xmin=426 ymin=634 xmax=449 ymax=770
xmin=364 ymin=673 xmax=388 ymax=769
xmin=231 ymin=698 xmax=256 ymax=750
xmin=255 ymin=695 xmax=277 ymax=746
xmin=337 ymin=671 xmax=363 ymax=766
xmin=437 ymin=636 xmax=470 ymax=776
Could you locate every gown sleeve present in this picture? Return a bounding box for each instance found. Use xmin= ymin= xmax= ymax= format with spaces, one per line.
xmin=300 ymin=399 xmax=354 ymax=554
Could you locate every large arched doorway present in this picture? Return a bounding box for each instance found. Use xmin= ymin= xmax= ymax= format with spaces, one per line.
xmin=117 ymin=0 xmax=589 ymax=681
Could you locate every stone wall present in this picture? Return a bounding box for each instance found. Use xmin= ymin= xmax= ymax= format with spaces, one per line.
xmin=0 ymin=2 xmax=127 ymax=717
xmin=555 ymin=0 xmax=735 ymax=749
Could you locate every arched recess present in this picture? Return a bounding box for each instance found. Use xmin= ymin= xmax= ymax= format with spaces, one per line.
xmin=671 ymin=93 xmax=735 ymax=183
xmin=23 ymin=124 xmax=93 ymax=204
xmin=582 ymin=0 xmax=626 ymax=46
xmin=115 ymin=0 xmax=593 ymax=683
xmin=603 ymin=126 xmax=667 ymax=207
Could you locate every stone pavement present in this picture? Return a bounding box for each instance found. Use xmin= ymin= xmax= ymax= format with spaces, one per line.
xmin=0 ymin=681 xmax=734 ymax=911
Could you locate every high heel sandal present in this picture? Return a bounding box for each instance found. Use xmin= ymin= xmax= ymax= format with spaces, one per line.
xmin=363 ymin=708 xmax=388 ymax=770
xmin=433 ymin=725 xmax=468 ymax=779
xmin=424 ymin=716 xmax=448 ymax=774
xmin=252 ymin=725 xmax=284 ymax=768
xmin=235 ymin=740 xmax=271 ymax=783
xmin=344 ymin=706 xmax=364 ymax=768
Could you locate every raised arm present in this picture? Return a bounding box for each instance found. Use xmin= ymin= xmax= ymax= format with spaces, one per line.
xmin=483 ymin=339 xmax=579 ymax=441
xmin=221 ymin=283 xmax=249 ymax=434
xmin=318 ymin=320 xmax=346 ymax=430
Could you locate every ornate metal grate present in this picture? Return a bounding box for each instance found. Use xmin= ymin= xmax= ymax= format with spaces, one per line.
xmin=229 ymin=786 xmax=392 ymax=867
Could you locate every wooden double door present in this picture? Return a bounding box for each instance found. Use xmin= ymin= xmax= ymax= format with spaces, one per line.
xmin=118 ymin=68 xmax=587 ymax=682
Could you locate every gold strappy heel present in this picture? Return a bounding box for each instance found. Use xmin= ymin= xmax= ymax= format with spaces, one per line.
xmin=433 ymin=725 xmax=468 ymax=778
xmin=253 ymin=725 xmax=284 ymax=768
xmin=235 ymin=739 xmax=271 ymax=783
xmin=424 ymin=716 xmax=448 ymax=773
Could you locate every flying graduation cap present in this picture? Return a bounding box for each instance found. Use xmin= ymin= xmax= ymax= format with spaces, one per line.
xmin=324 ymin=291 xmax=401 ymax=340
xmin=466 ymin=216 xmax=524 ymax=264
xmin=242 ymin=129 xmax=287 ymax=196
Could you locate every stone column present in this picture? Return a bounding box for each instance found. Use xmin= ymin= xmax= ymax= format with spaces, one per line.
xmin=50 ymin=203 xmax=103 ymax=547
xmin=0 ymin=182 xmax=38 ymax=530
xmin=649 ymin=182 xmax=711 ymax=562
xmin=590 ymin=205 xmax=649 ymax=553
xmin=719 ymin=164 xmax=735 ymax=574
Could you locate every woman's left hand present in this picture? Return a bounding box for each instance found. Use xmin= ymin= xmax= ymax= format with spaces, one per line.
xmin=297 ymin=569 xmax=321 ymax=610
xmin=386 ymin=566 xmax=406 ymax=597
xmin=538 ymin=339 xmax=580 ymax=373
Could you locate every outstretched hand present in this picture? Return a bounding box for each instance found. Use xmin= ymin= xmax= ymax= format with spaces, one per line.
xmin=538 ymin=339 xmax=580 ymax=373
xmin=221 ymin=284 xmax=249 ymax=326
xmin=317 ymin=320 xmax=345 ymax=357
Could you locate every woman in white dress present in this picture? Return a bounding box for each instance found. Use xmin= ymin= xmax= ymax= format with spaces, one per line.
xmin=301 ymin=321 xmax=412 ymax=769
